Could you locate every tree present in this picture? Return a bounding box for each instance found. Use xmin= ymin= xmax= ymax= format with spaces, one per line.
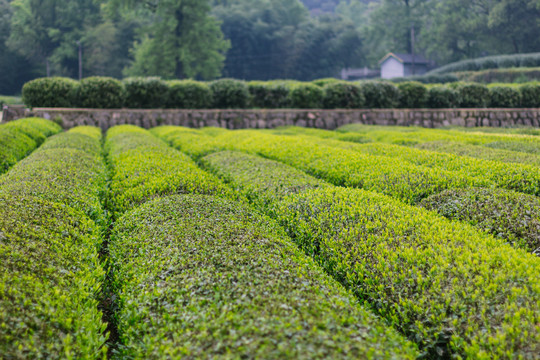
xmin=288 ymin=14 xmax=365 ymax=80
xmin=0 ymin=0 xmax=40 ymax=94
xmin=112 ymin=0 xmax=230 ymax=79
xmin=487 ymin=0 xmax=540 ymax=53
xmin=214 ymin=0 xmax=364 ymax=80
xmin=7 ymin=0 xmax=102 ymax=77
xmin=420 ymin=0 xmax=540 ymax=64
xmin=213 ymin=0 xmax=308 ymax=79
xmin=360 ymin=0 xmax=433 ymax=65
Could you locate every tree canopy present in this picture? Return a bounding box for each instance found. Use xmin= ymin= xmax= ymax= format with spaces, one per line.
xmin=1 ymin=0 xmax=540 ymax=94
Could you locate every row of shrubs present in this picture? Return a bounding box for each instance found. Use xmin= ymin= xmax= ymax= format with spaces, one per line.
xmin=0 ymin=117 xmax=61 ymax=174
xmin=105 ymin=126 xmax=417 ymax=359
xmin=430 ymin=52 xmax=540 ymax=74
xmin=318 ymin=137 xmax=540 ymax=198
xmin=189 ymin=129 xmax=488 ymax=204
xmin=338 ymin=123 xmax=540 ymax=154
xmin=390 ymin=73 xmax=459 ymax=84
xmin=201 ymin=150 xmax=539 ymax=359
xmin=455 ymin=67 xmax=540 ymax=84
xmin=0 ymin=126 xmax=109 ymax=358
xmin=104 ymin=125 xmax=231 ymax=217
xmin=152 ymin=127 xmax=539 ymax=358
xmin=287 ymin=125 xmax=540 ymax=197
xmin=272 ymin=124 xmax=540 ymax=168
xmin=326 ymin=125 xmax=540 ymax=253
xmin=416 ymin=141 xmax=540 ymax=168
xmin=22 ymin=76 xmax=540 ymax=110
xmin=156 ymin=126 xmax=540 ymax=252
xmin=421 ymin=187 xmax=540 ymax=255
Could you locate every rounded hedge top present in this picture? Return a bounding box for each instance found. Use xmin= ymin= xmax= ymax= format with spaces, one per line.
xmin=76 ymin=76 xmax=125 ymax=109
xmin=123 ymin=77 xmax=169 ymax=109
xmin=19 ymin=76 xmax=540 ymax=110
xmin=210 ymin=78 xmax=250 ymax=109
xmin=167 ymin=80 xmax=213 ymax=109
xmin=22 ymin=77 xmax=78 ymax=108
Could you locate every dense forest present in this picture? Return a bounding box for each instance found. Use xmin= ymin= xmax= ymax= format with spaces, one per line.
xmin=1 ymin=0 xmax=540 ymax=94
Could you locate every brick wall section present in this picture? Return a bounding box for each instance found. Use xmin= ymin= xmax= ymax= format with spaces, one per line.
xmin=2 ymin=107 xmax=540 ymax=130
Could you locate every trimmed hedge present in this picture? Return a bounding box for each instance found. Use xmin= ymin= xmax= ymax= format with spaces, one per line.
xmin=358 ymin=81 xmax=400 ymax=108
xmin=123 ymin=77 xmax=169 ymax=109
xmin=105 ymin=125 xmax=231 ymax=217
xmin=210 ymin=78 xmax=250 ymax=109
xmin=21 ymin=76 xmax=539 ymax=109
xmin=416 ymin=141 xmax=540 ymax=167
xmin=484 ymin=140 xmax=540 ymax=155
xmin=0 ymin=128 xmax=107 ymax=224
xmin=199 ymin=149 xmax=540 ymax=359
xmin=167 ymin=79 xmax=213 ymax=109
xmin=427 ymin=85 xmax=459 ymax=108
xmin=151 ymin=126 xmax=224 ymax=159
xmin=155 ymin=128 xmax=482 ymax=203
xmin=248 ymin=81 xmax=290 ymax=108
xmin=338 ymin=123 xmax=540 ymax=151
xmin=0 ymin=117 xmax=62 ymax=174
xmin=519 ymin=83 xmax=540 ymax=107
xmin=288 ymin=83 xmax=323 ymax=109
xmin=110 ymin=194 xmax=417 ymax=359
xmin=22 ymin=77 xmax=78 ymax=108
xmin=429 ymin=52 xmax=540 ymax=74
xmin=397 ymin=81 xmax=427 ymax=108
xmin=391 ymin=73 xmax=459 ymax=84
xmin=421 ymin=187 xmax=540 ymax=254
xmin=489 ymin=86 xmax=522 ymax=108
xmin=0 ymin=127 xmax=108 ymax=358
xmin=322 ymin=82 xmax=364 ymax=109
xmin=455 ymin=67 xmax=540 ymax=83
xmin=455 ymin=83 xmax=490 ymax=107
xmin=312 ymin=78 xmax=344 ymax=87
xmin=75 ymin=76 xmax=125 ymax=109
xmin=271 ymin=126 xmax=372 ymax=144
xmin=312 ymin=139 xmax=540 ymax=197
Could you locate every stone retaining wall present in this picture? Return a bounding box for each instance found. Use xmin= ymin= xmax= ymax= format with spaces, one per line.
xmin=2 ymin=106 xmax=540 ymax=130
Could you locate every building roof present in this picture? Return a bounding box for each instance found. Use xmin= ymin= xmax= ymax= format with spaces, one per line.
xmin=379 ymin=52 xmax=429 ymax=65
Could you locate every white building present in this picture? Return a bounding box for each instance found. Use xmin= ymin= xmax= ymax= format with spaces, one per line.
xmin=379 ymin=53 xmax=429 ymax=79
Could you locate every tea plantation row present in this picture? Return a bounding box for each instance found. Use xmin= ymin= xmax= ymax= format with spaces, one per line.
xmin=0 ymin=119 xmax=538 ymax=359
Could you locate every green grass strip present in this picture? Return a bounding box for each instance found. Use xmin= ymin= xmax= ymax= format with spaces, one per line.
xmin=200 ymin=150 xmax=540 ymax=359
xmin=110 ymin=194 xmax=418 ymax=359
xmin=0 ymin=127 xmax=108 ymax=359
xmin=0 ymin=117 xmax=62 ymax=174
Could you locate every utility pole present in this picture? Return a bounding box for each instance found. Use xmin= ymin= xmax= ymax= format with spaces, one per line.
xmin=77 ymin=40 xmax=83 ymax=80
xmin=411 ymin=23 xmax=416 ymax=76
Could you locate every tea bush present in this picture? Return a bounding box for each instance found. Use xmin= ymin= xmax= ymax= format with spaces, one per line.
xmin=0 ymin=117 xmax=61 ymax=174
xmin=110 ymin=194 xmax=417 ymax=359
xmin=0 ymin=127 xmax=108 ymax=358
xmin=421 ymin=187 xmax=540 ymax=254
xmin=200 ymin=149 xmax=540 ymax=359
